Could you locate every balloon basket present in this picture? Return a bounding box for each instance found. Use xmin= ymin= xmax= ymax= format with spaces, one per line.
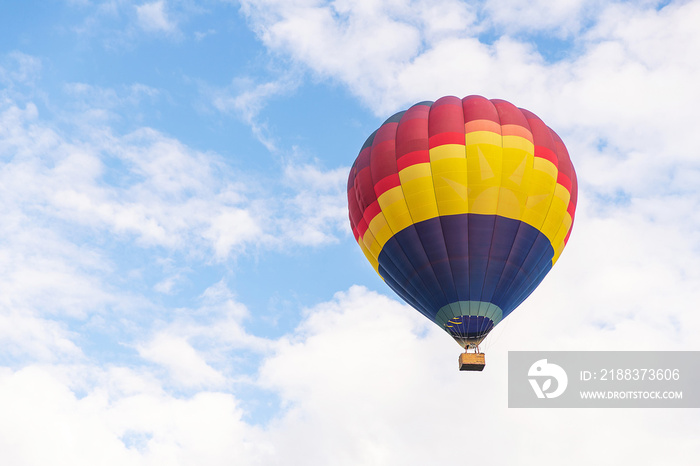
xmin=459 ymin=352 xmax=485 ymax=371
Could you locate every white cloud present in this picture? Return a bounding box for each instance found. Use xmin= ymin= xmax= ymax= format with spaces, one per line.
xmin=258 ymin=286 xmax=699 ymax=465
xmin=1 ymin=285 xmax=699 ymax=465
xmin=0 ymin=81 xmax=351 ymax=376
xmin=136 ymin=1 xmax=177 ymax=33
xmin=63 ymin=0 xmax=194 ymax=48
xmin=0 ymin=310 xmax=83 ymax=362
xmin=194 ymin=28 xmax=217 ymax=41
xmin=0 ymin=215 xmax=116 ymax=319
xmin=153 ymin=272 xmax=183 ymax=294
xmin=240 ymin=0 xmax=422 ymax=113
xmin=0 ymin=365 xmax=270 ymax=466
xmin=0 ymin=51 xmax=42 ymax=88
xmin=276 ymin=163 xmax=349 ymax=246
xmin=0 ymin=366 xmax=137 ymax=465
xmin=228 ymin=0 xmax=477 ymax=135
xmin=210 ymin=76 xmax=301 ymax=152
xmin=0 ymin=75 xmax=349 ymax=399
xmin=138 ymin=333 xmax=227 ymax=388
xmin=0 ymin=99 xmax=266 ymax=254
xmin=482 ymin=0 xmax=606 ymax=36
xmin=204 ymin=208 xmax=263 ymax=259
xmin=0 ymin=105 xmax=128 ymax=360
xmin=137 ymin=280 xmax=273 ymax=388
xmin=167 ymin=280 xmax=273 ymax=354
xmin=63 ymin=82 xmax=161 ymax=117
xmin=239 ymin=0 xmax=700 ymax=129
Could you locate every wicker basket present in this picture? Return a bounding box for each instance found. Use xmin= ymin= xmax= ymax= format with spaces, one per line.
xmin=459 ymin=352 xmax=486 ymax=371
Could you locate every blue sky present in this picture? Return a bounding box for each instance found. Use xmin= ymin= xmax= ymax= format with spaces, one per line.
xmin=2 ymin=0 xmax=700 ymax=464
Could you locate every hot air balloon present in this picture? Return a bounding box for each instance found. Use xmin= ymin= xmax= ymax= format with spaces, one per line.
xmin=347 ymin=95 xmax=577 ymax=370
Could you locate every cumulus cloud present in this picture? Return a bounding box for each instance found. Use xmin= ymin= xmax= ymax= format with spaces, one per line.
xmin=239 ymin=0 xmax=700 ymax=126
xmin=239 ymin=0 xmax=459 ymax=114
xmin=0 ymin=365 xmax=270 ymax=466
xmin=256 ymin=286 xmax=699 ymax=465
xmin=3 ymin=286 xmax=696 ymax=465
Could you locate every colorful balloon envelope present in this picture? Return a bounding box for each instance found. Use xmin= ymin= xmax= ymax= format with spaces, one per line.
xmin=347 ymin=95 xmax=577 ymax=349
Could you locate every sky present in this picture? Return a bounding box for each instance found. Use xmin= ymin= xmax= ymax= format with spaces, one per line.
xmin=1 ymin=0 xmax=699 ymax=464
